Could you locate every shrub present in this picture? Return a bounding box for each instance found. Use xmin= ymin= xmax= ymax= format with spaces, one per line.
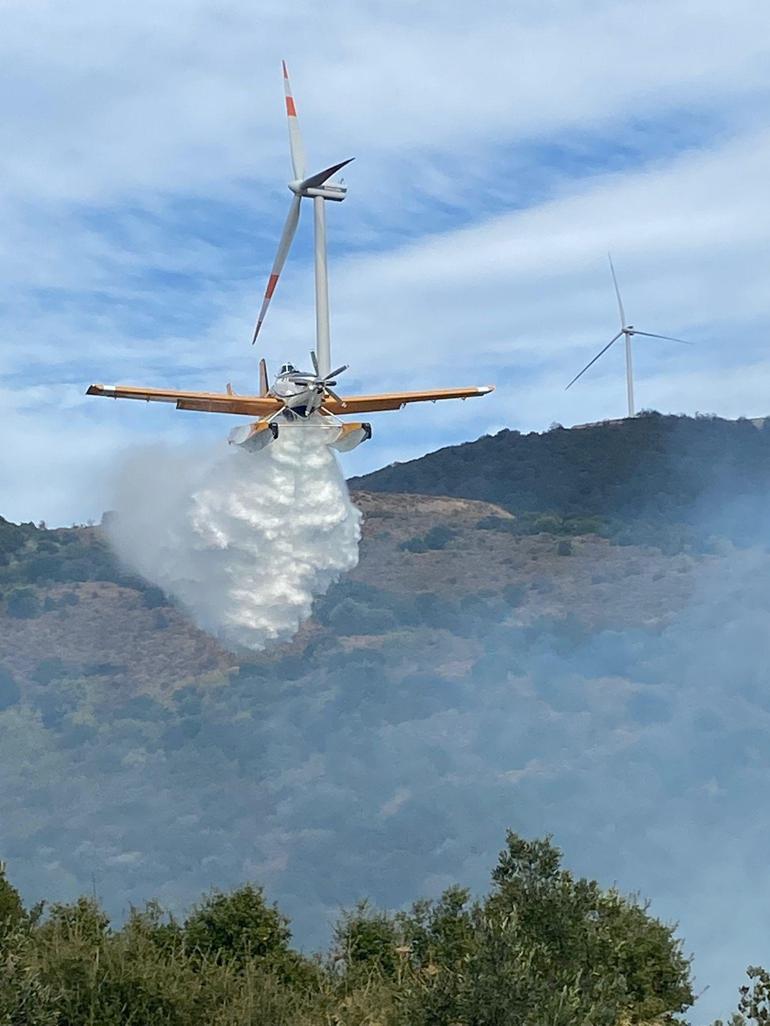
xmin=399 ymin=536 xmax=428 ymax=553
xmin=0 ymin=666 xmax=20 ymax=710
xmin=31 ymin=658 xmax=68 ymax=685
xmin=327 ymin=598 xmax=397 ymax=635
xmin=422 ymin=525 xmax=457 ymax=549
xmin=502 ymin=583 xmax=526 ymax=606
xmin=142 ymin=586 xmax=167 ymax=609
xmin=400 ymin=525 xmax=458 ymax=552
xmin=6 ymin=588 xmax=40 ymax=619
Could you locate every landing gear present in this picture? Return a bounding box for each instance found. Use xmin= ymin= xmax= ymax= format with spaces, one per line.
xmin=327 ymin=422 xmax=372 ymax=452
xmin=228 ymin=415 xmax=372 ymax=453
xmin=227 ymin=421 xmax=279 ymax=453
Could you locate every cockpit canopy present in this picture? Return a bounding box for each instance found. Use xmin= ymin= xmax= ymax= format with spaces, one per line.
xmin=280 ymin=363 xmax=297 ymax=375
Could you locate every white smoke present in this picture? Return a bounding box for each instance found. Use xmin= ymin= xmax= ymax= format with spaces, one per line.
xmin=107 ymin=423 xmax=361 ymax=650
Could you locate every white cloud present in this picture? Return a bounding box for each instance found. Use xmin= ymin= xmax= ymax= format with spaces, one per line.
xmin=2 ymin=0 xmax=768 ymax=205
xmin=1 ymin=0 xmax=770 ymax=520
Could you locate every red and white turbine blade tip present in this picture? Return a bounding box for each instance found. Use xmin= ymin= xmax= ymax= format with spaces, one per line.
xmin=251 ymin=195 xmax=301 ymax=344
xmin=281 ymin=60 xmax=306 ymax=180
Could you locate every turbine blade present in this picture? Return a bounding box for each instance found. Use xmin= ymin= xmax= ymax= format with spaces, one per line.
xmin=251 ymin=195 xmax=302 ymax=344
xmin=565 ymin=332 xmax=624 ymax=390
xmin=608 ymin=253 xmax=626 ymax=329
xmin=282 ymin=60 xmax=306 ymax=180
xmin=299 ymin=158 xmax=355 ymax=191
xmin=259 ymin=358 xmax=269 ymax=396
xmin=310 ymin=350 xmax=319 ymax=374
xmin=632 ymin=330 xmax=693 ymax=345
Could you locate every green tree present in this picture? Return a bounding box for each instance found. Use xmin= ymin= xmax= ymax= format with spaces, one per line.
xmin=465 ymin=832 xmax=693 ymax=1025
xmin=0 ymin=863 xmax=25 ymax=938
xmin=334 ymin=900 xmax=401 ymax=979
xmin=184 ymin=884 xmax=291 ymax=968
xmin=714 ymin=966 xmax=770 ymax=1026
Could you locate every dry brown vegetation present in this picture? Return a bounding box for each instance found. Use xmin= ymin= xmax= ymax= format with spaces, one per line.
xmin=0 ymin=490 xmax=714 ymax=694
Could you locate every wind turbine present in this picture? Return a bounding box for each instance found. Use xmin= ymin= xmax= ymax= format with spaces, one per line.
xmin=566 ymin=255 xmax=692 ymax=418
xmin=86 ymin=63 xmax=494 ymax=453
xmin=251 ymin=60 xmax=353 ymax=379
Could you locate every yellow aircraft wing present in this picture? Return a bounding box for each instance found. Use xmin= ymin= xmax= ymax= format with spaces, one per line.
xmin=322 ymin=385 xmax=494 ymax=415
xmin=86 ymin=383 xmax=494 ymax=417
xmin=86 ymin=384 xmax=281 ymax=417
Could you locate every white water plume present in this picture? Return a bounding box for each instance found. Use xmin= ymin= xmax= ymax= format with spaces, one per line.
xmin=107 ymin=423 xmax=361 ymax=650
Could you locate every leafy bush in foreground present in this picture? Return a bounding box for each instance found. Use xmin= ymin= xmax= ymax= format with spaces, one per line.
xmin=0 ymin=832 xmax=700 ymax=1025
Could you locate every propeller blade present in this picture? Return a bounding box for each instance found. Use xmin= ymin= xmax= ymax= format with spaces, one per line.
xmin=251 ymin=194 xmax=302 ymax=344
xmin=259 ymin=358 xmax=269 ymax=396
xmin=565 ymin=332 xmax=624 ymax=390
xmin=310 ymin=350 xmax=319 ymax=374
xmin=325 ymin=364 xmax=348 ymax=381
xmin=324 ymin=386 xmax=344 ymax=403
xmin=631 ymin=330 xmax=693 ymax=345
xmin=608 ymin=253 xmax=627 ymax=329
xmin=282 ymin=60 xmax=306 ymax=180
xmin=299 ymin=158 xmax=355 ymax=192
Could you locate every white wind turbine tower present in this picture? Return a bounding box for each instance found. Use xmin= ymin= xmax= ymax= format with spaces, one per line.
xmin=566 ymin=255 xmax=692 ymax=418
xmin=251 ymin=61 xmax=353 ymax=379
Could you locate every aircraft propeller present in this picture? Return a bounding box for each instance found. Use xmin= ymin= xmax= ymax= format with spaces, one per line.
xmin=282 ymin=350 xmax=348 ymax=405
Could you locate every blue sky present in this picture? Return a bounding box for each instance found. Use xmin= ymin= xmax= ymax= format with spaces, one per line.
xmin=2 ymin=0 xmax=770 ymax=523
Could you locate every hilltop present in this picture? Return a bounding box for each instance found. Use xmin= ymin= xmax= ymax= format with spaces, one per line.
xmin=350 ymin=411 xmax=770 ymax=547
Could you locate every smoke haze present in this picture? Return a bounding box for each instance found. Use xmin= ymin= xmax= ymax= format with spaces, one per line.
xmin=107 ymin=424 xmax=361 ymax=649
xmin=5 ymin=418 xmax=770 ymax=1022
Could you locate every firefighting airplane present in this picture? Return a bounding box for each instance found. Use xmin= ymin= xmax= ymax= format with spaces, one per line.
xmin=87 ymin=63 xmax=494 ymax=453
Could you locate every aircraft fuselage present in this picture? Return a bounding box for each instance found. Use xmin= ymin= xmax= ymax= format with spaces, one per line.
xmin=270 ymin=367 xmax=329 ymax=417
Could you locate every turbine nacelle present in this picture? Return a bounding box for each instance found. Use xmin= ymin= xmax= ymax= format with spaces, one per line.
xmin=288 ymin=157 xmax=354 ymax=199
xmin=288 ymin=179 xmax=348 ymax=201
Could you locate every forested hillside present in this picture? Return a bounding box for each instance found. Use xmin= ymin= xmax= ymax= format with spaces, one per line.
xmin=351 ymin=412 xmax=770 ymax=547
xmin=2 ymin=415 xmax=770 ymax=1019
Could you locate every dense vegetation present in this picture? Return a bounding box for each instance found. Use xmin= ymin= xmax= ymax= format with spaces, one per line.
xmin=0 ymin=515 xmax=138 ymax=596
xmin=0 ymin=832 xmax=699 ymax=1025
xmin=3 ymin=416 xmax=770 ymax=1020
xmin=351 ymin=413 xmax=770 ymax=549
xmin=1 ymin=546 xmax=770 ymax=1020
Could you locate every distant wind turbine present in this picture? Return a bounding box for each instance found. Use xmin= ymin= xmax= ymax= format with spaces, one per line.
xmin=566 ymin=255 xmax=692 ymax=418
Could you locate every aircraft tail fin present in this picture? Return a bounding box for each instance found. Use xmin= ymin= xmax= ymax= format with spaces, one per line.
xmin=259 ymin=358 xmax=269 ymax=397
